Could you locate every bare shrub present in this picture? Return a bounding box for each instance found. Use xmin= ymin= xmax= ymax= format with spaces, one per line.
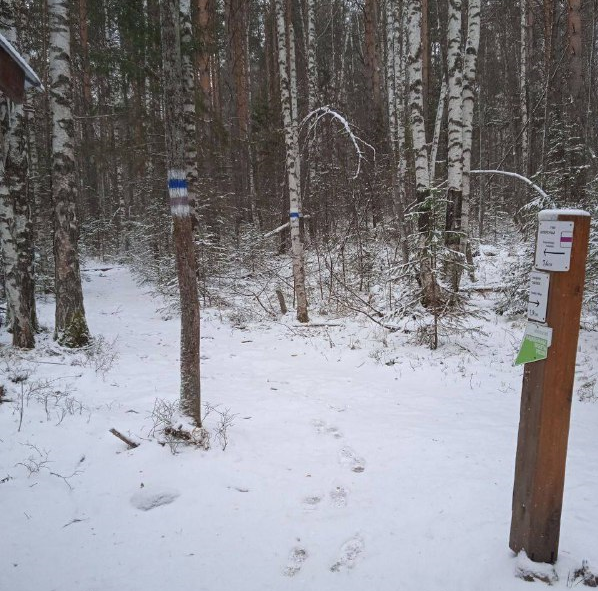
xmin=578 ymin=379 xmax=597 ymax=403
xmin=14 ymin=443 xmax=83 ymax=489
xmin=150 ymin=398 xmax=235 ymax=453
xmin=16 ymin=443 xmax=51 ymax=476
xmin=203 ymin=403 xmax=237 ymax=451
xmin=72 ymin=335 xmax=119 ymax=377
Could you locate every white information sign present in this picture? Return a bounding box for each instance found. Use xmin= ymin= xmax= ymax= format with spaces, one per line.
xmin=527 ymin=271 xmax=550 ymax=323
xmin=535 ymin=220 xmax=574 ymax=272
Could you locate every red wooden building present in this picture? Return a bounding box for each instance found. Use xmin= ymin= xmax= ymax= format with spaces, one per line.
xmin=0 ymin=34 xmax=42 ymax=104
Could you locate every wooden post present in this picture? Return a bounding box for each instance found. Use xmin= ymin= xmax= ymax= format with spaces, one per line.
xmin=510 ymin=209 xmax=590 ymax=564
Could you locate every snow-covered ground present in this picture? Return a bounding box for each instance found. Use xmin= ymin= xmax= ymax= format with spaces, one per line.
xmin=1 ymin=265 xmax=598 ymax=590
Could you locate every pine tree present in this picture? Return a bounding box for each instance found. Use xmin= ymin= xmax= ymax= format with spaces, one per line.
xmin=159 ymin=0 xmax=202 ymax=424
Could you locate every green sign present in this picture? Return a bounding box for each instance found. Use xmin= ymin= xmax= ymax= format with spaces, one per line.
xmin=515 ymin=323 xmax=553 ymax=366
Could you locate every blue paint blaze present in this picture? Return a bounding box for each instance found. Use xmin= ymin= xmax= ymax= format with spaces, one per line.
xmin=168 ymin=178 xmax=188 ymax=190
xmin=289 ymin=212 xmax=301 ymax=219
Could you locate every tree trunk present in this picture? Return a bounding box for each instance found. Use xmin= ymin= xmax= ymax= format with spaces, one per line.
xmin=387 ymin=0 xmax=409 ymax=262
xmin=160 ymin=0 xmax=202 ymax=424
xmin=429 ymin=77 xmax=447 ymax=184
xmin=520 ymin=0 xmax=530 ymax=176
xmin=407 ymin=0 xmax=440 ymax=308
xmin=180 ymin=0 xmax=200 ymax=228
xmin=0 ymin=2 xmax=37 ymax=349
xmin=566 ymin=0 xmax=586 ymax=202
xmin=445 ymin=0 xmax=463 ymax=251
xmin=275 ymin=0 xmax=308 ymax=323
xmin=225 ymin=0 xmax=257 ymax=226
xmin=306 ymin=0 xmax=318 ymax=239
xmin=48 ymin=0 xmax=90 ymax=347
xmin=459 ymin=0 xmax=481 ymax=285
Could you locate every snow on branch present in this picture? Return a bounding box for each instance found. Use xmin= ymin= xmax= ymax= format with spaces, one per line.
xmin=300 ymin=106 xmax=375 ymax=179
xmin=470 ymin=169 xmax=550 ymax=201
xmin=263 ymin=215 xmax=311 ymax=239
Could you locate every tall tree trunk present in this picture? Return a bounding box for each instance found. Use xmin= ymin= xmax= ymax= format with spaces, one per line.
xmin=387 ymin=0 xmax=409 ymax=262
xmin=287 ymin=0 xmax=301 ymax=230
xmin=306 ymin=0 xmax=318 ymax=238
xmin=48 ymin=0 xmax=90 ymax=347
xmin=421 ymin=0 xmax=430 ymax=135
xmin=180 ymin=0 xmax=200 ymax=227
xmin=160 ymin=0 xmax=202 ymax=424
xmin=364 ymin=0 xmax=383 ymax=225
xmin=226 ymin=0 xmax=257 ymax=226
xmin=407 ymin=0 xmax=440 ymax=308
xmin=275 ymin=0 xmax=308 ymax=323
xmin=566 ymin=0 xmax=586 ymax=202
xmin=429 ymin=77 xmax=447 ymax=183
xmin=459 ymin=0 xmax=481 ymax=285
xmin=445 ymin=0 xmax=463 ymax=250
xmin=77 ymin=0 xmax=98 ymax=220
xmin=0 ymin=1 xmax=37 ymax=349
xmin=520 ymin=0 xmax=530 ymax=176
xmin=195 ymin=0 xmax=214 ymax=114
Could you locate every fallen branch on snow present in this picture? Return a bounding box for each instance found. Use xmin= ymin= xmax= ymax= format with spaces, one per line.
xmin=109 ymin=428 xmax=139 ymax=449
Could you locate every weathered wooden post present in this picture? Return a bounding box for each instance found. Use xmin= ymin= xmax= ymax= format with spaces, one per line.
xmin=510 ymin=209 xmax=591 ymax=564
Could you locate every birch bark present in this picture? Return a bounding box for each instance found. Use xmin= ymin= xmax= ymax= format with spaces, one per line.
xmin=180 ymin=0 xmax=199 ymax=227
xmin=387 ymin=0 xmax=409 ymax=262
xmin=287 ymin=0 xmax=301 ymax=217
xmin=445 ymin=0 xmax=464 ymax=247
xmin=407 ymin=0 xmax=439 ymax=308
xmin=275 ymin=0 xmax=308 ymax=323
xmin=48 ymin=0 xmax=90 ymax=347
xmin=160 ymin=0 xmax=202 ymax=424
xmin=459 ymin=0 xmax=481 ymax=284
xmin=0 ymin=4 xmax=37 ymax=348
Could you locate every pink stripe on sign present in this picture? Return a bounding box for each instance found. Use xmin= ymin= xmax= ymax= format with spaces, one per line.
xmin=560 ymin=232 xmax=573 ymax=247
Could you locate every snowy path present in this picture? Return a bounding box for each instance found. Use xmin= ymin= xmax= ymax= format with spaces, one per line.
xmin=1 ymin=266 xmax=598 ymax=590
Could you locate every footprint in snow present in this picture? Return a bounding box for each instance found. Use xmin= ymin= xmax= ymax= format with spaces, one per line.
xmin=338 ymin=446 xmax=366 ymax=473
xmin=312 ymin=419 xmax=343 ymax=439
xmin=283 ymin=546 xmax=308 ymax=577
xmin=130 ymin=488 xmax=180 ymax=511
xmin=329 ymin=486 xmax=348 ymax=507
xmin=303 ymin=495 xmax=322 ymax=510
xmin=330 ymin=534 xmax=364 ymax=572
xmin=303 ymin=486 xmax=347 ymax=509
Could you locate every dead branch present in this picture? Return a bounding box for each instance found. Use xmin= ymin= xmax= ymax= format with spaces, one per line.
xmin=109 ymin=428 xmax=139 ymax=449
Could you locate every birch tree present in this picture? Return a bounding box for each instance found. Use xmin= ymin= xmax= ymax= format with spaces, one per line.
xmin=407 ymin=0 xmax=440 ymax=308
xmin=180 ymin=0 xmax=199 ymax=227
xmin=445 ymin=0 xmax=463 ymax=251
xmin=0 ymin=5 xmax=36 ymax=349
xmin=458 ymin=0 xmax=481 ymax=283
xmin=48 ymin=0 xmax=90 ymax=347
xmin=275 ymin=0 xmax=308 ymax=323
xmin=386 ymin=0 xmax=409 ymax=262
xmin=160 ymin=0 xmax=202 ymax=424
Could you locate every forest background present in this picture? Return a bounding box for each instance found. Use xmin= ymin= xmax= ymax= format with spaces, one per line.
xmin=1 ymin=0 xmax=596 ymax=352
